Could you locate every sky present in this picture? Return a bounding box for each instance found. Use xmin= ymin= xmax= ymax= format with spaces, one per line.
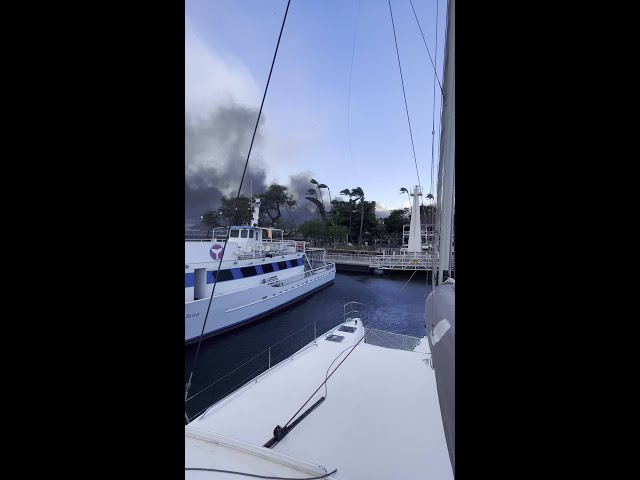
xmin=185 ymin=0 xmax=447 ymax=223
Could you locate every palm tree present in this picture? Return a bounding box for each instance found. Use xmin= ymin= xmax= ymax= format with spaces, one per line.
xmin=400 ymin=187 xmax=411 ymax=204
xmin=340 ymin=188 xmax=353 ymax=245
xmin=351 ymin=187 xmax=365 ymax=249
xmin=310 ymin=179 xmax=323 ymax=207
xmin=317 ymin=183 xmax=330 ymax=214
xmin=306 ymin=188 xmax=320 ymax=220
xmin=316 ymin=182 xmax=335 ymax=245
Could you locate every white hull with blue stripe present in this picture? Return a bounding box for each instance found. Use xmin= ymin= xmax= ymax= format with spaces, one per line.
xmin=185 ymin=226 xmax=335 ymax=344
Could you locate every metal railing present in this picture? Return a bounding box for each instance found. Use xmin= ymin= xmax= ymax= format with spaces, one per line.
xmin=343 ymin=301 xmax=365 ymax=323
xmin=370 ymin=253 xmax=434 ymax=270
xmin=264 ymin=263 xmax=336 ymax=288
xmin=186 ymin=320 xmax=322 ymax=422
xmin=325 ymin=253 xmax=372 ymax=264
xmin=186 ymin=300 xmax=428 ymax=423
xmin=364 ymin=328 xmax=422 ymax=351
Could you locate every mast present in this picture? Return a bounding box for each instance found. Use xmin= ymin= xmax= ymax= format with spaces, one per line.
xmin=407 ymin=185 xmax=423 ymax=253
xmin=435 ymin=0 xmax=455 ymax=285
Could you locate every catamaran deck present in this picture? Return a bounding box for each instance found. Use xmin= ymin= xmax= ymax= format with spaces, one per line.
xmin=186 ymin=319 xmax=453 ymax=479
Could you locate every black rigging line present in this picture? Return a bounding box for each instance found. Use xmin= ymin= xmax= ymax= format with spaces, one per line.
xmin=388 ymin=0 xmax=421 ymax=190
xmin=409 ymin=0 xmax=443 ymax=95
xmin=263 ymin=270 xmax=419 ymax=448
xmin=185 ymin=0 xmax=293 ymax=412
xmin=388 ymin=0 xmax=429 ymax=232
xmin=233 ymin=0 xmax=291 ymax=207
xmin=430 ymin=0 xmax=440 ymax=198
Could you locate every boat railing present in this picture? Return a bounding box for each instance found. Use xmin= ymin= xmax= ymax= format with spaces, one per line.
xmin=261 ymin=239 xmax=298 ymax=248
xmin=185 ymin=302 xmax=423 ymax=423
xmin=364 ymin=328 xmax=422 ymax=351
xmin=233 ymin=241 xmax=300 ymax=259
xmin=186 ymin=319 xmax=322 ymax=422
xmin=343 ymin=301 xmax=365 ymax=323
xmin=264 ymin=263 xmax=335 ymax=288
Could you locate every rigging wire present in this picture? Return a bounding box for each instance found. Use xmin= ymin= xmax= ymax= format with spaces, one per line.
xmin=187 ymin=321 xmax=316 ymax=404
xmin=429 ymin=0 xmax=440 ymax=199
xmin=388 ymin=0 xmax=429 ymax=240
xmin=269 ymin=269 xmax=420 ymax=445
xmin=185 ymin=0 xmax=293 ymax=414
xmin=428 ymin=0 xmax=440 ymax=289
xmin=388 ymin=0 xmax=421 ymax=190
xmin=283 ymin=202 xmax=297 ymax=230
xmin=435 ymin=0 xmax=452 ymax=285
xmin=409 ymin=0 xmax=443 ymax=95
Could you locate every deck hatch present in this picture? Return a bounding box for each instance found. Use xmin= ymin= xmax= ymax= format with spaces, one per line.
xmin=325 ymin=334 xmax=345 ymax=343
xmin=338 ymin=326 xmax=357 ymax=333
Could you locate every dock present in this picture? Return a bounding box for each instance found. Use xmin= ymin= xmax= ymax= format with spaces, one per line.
xmin=325 ymin=252 xmax=453 ymax=274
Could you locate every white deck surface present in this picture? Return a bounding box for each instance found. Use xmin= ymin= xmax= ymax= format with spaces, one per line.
xmin=186 ymin=320 xmax=453 ymax=479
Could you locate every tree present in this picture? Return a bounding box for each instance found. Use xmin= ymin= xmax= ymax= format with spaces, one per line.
xmin=419 ymin=204 xmax=436 ymax=225
xmin=305 ymin=195 xmax=326 ymax=221
xmin=200 ymin=210 xmax=223 ymax=237
xmin=258 ymin=184 xmax=296 ymax=226
xmin=305 ymin=188 xmax=321 ymax=220
xmin=298 ymin=220 xmax=347 ymax=246
xmin=315 ymin=181 xmax=334 ymax=243
xmin=351 ymin=187 xmax=365 ymax=248
xmin=218 ymin=195 xmax=252 ymax=226
xmin=340 ymin=188 xmax=354 ymax=244
xmin=326 ymin=224 xmax=348 ymax=245
xmin=298 ymin=220 xmax=325 ymax=246
xmin=310 ymin=179 xmax=323 ymax=209
xmin=384 ymin=208 xmax=410 ymax=236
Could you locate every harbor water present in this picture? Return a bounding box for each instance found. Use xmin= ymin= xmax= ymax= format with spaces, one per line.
xmin=185 ymin=270 xmax=431 ymax=420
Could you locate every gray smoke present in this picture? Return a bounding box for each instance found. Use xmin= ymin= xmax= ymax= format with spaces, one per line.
xmin=185 ymin=105 xmax=326 ymax=226
xmin=283 ymin=171 xmax=320 ymax=225
xmin=185 ymin=104 xmax=268 ymax=217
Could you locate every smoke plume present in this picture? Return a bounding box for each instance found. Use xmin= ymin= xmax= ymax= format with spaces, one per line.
xmin=185 ymin=106 xmax=268 ymax=217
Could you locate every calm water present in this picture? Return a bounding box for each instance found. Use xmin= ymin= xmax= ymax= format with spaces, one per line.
xmin=185 ymin=270 xmax=431 ymax=420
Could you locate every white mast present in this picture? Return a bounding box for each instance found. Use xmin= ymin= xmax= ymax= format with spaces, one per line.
xmin=435 ymin=0 xmax=455 ymax=285
xmin=251 ymin=198 xmax=261 ymax=227
xmin=407 ymin=185 xmax=423 ymax=253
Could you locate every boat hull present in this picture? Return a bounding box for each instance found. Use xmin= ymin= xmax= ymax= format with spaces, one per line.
xmin=185 ymin=267 xmax=335 ymax=344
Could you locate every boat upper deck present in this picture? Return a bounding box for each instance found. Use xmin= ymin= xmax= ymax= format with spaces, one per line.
xmin=185 ymin=319 xmax=453 ymax=480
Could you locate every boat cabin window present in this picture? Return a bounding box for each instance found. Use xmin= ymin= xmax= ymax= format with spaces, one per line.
xmin=241 ymin=229 xmax=248 ymax=238
xmin=278 ymin=261 xmax=288 ymax=270
xmin=240 ymin=266 xmax=257 ymax=277
xmin=214 ymin=269 xmax=234 ymax=282
xmin=229 ymin=229 xmax=239 ymax=238
xmin=249 ymin=230 xmax=254 ymax=238
xmin=262 ymin=263 xmax=274 ymax=273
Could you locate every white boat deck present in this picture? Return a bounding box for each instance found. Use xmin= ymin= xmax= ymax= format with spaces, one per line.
xmin=185 ymin=319 xmax=453 ymax=479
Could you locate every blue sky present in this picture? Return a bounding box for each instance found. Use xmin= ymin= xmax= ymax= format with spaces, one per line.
xmin=185 ymin=0 xmax=446 ymax=218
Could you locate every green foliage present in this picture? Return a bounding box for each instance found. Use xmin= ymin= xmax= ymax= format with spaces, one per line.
xmin=298 ymin=220 xmax=325 ymax=240
xmin=214 ymin=195 xmax=253 ymax=226
xmin=326 ymin=223 xmax=348 ymax=242
xmin=258 ymin=184 xmax=296 ymax=226
xmin=305 ymin=196 xmax=326 ymax=221
xmin=298 ymin=220 xmax=348 ymax=245
xmin=200 ymin=210 xmax=222 ymax=228
xmin=384 ymin=208 xmax=410 ymax=234
xmin=418 ymin=204 xmax=436 ymax=224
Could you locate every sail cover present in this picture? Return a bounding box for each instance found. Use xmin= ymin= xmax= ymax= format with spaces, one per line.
xmin=425 ymin=280 xmax=455 ymax=474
